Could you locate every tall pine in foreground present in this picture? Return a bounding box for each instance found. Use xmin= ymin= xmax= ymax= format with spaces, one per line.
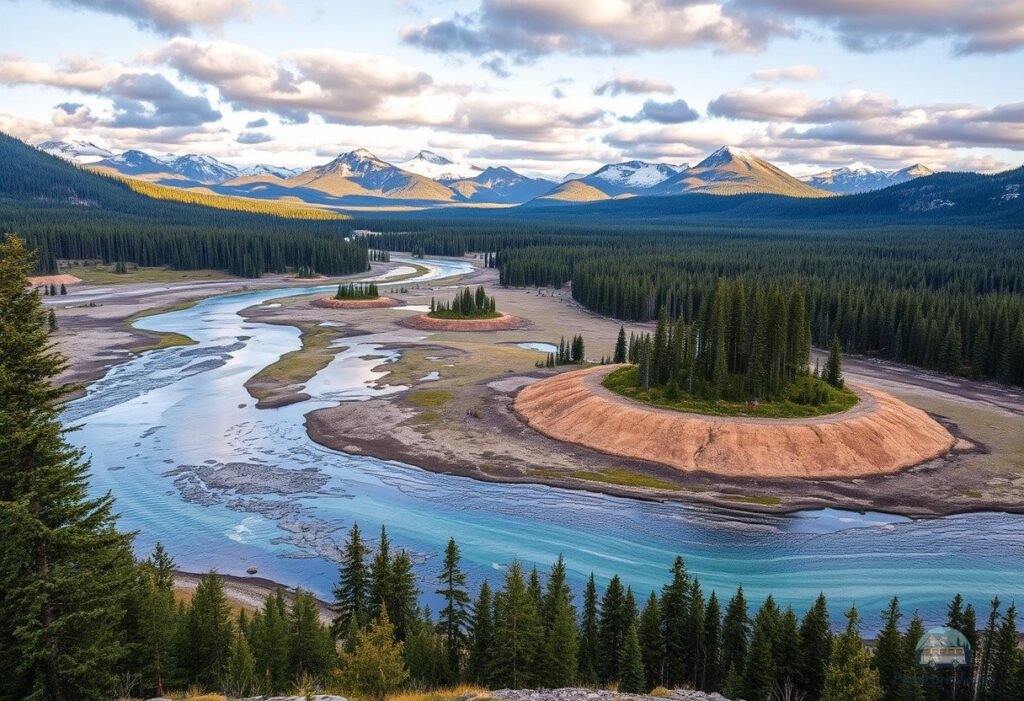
xmin=333 ymin=522 xmax=370 ymax=637
xmin=436 ymin=537 xmax=471 ymax=681
xmin=0 ymin=234 xmax=136 ymax=701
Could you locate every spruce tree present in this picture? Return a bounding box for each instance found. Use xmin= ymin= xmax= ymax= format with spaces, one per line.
xmin=614 ymin=326 xmax=628 ymax=364
xmin=638 ymin=592 xmax=664 ymax=690
xmin=688 ymin=578 xmax=707 ymax=688
xmin=333 ymin=522 xmax=370 ymax=636
xmin=435 ymin=537 xmax=470 ymax=680
xmin=619 ymin=622 xmax=647 ymax=694
xmin=703 ymin=591 xmax=723 ymax=691
xmin=490 ymin=560 xmax=542 ymax=688
xmin=798 ymin=593 xmax=832 ymax=701
xmin=289 ymin=588 xmax=335 ymax=683
xmin=226 ymin=631 xmax=257 ymax=698
xmin=137 ymin=542 xmax=179 ymax=697
xmin=0 ymin=235 xmax=136 ymax=701
xmin=744 ymin=598 xmax=778 ymax=701
xmin=721 ymin=586 xmax=750 ymax=686
xmin=774 ymin=606 xmax=801 ymax=692
xmin=823 ymin=605 xmax=882 ymax=701
xmin=578 ymin=574 xmax=600 ymax=686
xmin=388 ymin=550 xmax=419 ymax=642
xmin=660 ymin=556 xmax=691 ymax=687
xmin=186 ymin=572 xmax=233 ymax=690
xmin=541 ymin=556 xmax=578 ymax=688
xmin=253 ymin=588 xmax=290 ymax=693
xmin=825 ymin=334 xmax=844 ymax=388
xmin=369 ymin=526 xmax=393 ymax=623
xmin=873 ymin=597 xmax=907 ymax=701
xmin=338 ymin=607 xmax=409 ymax=701
xmin=599 ymin=575 xmax=630 ymax=683
xmin=468 ymin=581 xmax=494 ymax=685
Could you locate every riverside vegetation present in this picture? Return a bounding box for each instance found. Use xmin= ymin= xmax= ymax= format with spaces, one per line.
xmin=428 ymin=286 xmax=499 ymax=320
xmin=2 ymin=235 xmax=1022 ymax=701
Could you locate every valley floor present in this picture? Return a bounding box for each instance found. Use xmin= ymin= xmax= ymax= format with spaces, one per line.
xmin=51 ymin=256 xmax=1024 ymax=518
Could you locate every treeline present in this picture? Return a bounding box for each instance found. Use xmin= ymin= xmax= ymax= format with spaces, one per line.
xmin=337 ymin=282 xmax=380 ymax=300
xmin=429 ymin=286 xmax=497 ymax=318
xmin=366 ymin=221 xmax=1024 ymax=387
xmin=0 ymin=132 xmax=368 ymax=277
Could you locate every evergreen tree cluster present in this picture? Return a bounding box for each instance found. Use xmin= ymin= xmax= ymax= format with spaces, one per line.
xmin=542 ymin=335 xmax=586 ymax=367
xmin=336 ymin=282 xmax=381 ymax=300
xmin=429 ymin=286 xmax=498 ymax=319
xmin=624 ymin=282 xmax=818 ymax=403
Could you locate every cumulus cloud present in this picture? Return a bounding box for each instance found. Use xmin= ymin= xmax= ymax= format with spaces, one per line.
xmin=0 ymin=54 xmax=222 ymax=129
xmin=402 ymin=1 xmax=789 ymax=59
xmin=236 ymin=130 xmax=272 ymax=144
xmin=737 ymin=0 xmax=1024 ymax=55
xmin=40 ymin=0 xmax=254 ymax=35
xmin=750 ymin=64 xmax=824 ymax=82
xmin=623 ymin=98 xmax=700 ymax=124
xmin=245 ymin=117 xmax=268 ymax=128
xmin=708 ymin=88 xmax=898 ymax=122
xmin=594 ymin=73 xmax=674 ymax=96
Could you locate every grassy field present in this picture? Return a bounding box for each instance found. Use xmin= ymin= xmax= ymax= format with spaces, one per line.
xmin=245 ymin=322 xmax=343 ymax=401
xmin=62 ymin=264 xmax=235 ymax=285
xmin=131 ymin=331 xmax=197 ymax=354
xmin=603 ymin=366 xmax=859 ymax=418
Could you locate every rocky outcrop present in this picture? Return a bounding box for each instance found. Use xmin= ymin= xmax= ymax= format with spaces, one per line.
xmin=514 ymin=365 xmax=954 ymax=479
xmin=491 ymin=689 xmax=737 ymax=701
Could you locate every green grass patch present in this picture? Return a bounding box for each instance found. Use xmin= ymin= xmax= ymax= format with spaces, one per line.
xmin=407 ymin=390 xmax=455 ymax=408
xmin=963 ymin=489 xmax=983 ymax=498
xmin=384 ymin=262 xmax=430 ymax=283
xmin=532 ymin=467 xmax=682 ymax=491
xmin=132 ymin=331 xmax=197 ymax=353
xmin=725 ymin=494 xmax=783 ymax=506
xmin=63 ymin=265 xmax=234 ymax=285
xmin=603 ymin=366 xmax=858 ymax=419
xmin=127 ymin=298 xmax=202 ymax=324
xmin=245 ymin=324 xmax=344 ymax=402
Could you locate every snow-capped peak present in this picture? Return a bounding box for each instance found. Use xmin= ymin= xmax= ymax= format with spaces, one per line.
xmin=36 ymin=139 xmax=113 ymax=164
xmin=591 ymin=160 xmax=683 ymax=189
xmin=348 ymin=148 xmax=378 ymax=160
xmin=238 ymin=164 xmax=303 ymax=179
xmin=398 ymin=150 xmax=482 ymax=181
xmin=697 ymin=146 xmax=757 ymax=168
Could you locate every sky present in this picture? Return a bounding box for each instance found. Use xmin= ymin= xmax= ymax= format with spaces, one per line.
xmin=2 ymin=0 xmax=1023 ymax=179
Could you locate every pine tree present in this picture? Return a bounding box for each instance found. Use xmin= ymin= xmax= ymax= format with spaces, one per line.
xmin=744 ymin=598 xmax=778 ymax=701
xmin=0 ymin=235 xmax=136 ymax=701
xmin=661 ymin=556 xmax=691 ymax=687
xmin=369 ymin=526 xmax=393 ymax=623
xmin=578 ymin=574 xmax=600 ymax=686
xmin=253 ymin=588 xmax=290 ymax=693
xmin=137 ymin=542 xmax=179 ymax=697
xmin=703 ymin=591 xmax=723 ymax=692
xmin=990 ymin=602 xmax=1021 ymax=701
xmin=436 ymin=537 xmax=470 ymax=680
xmin=338 ymin=607 xmax=409 ymax=701
xmin=721 ymin=586 xmax=750 ymax=687
xmin=599 ymin=575 xmax=631 ymax=683
xmin=774 ymin=606 xmax=801 ymax=693
xmin=873 ymin=597 xmax=908 ymax=701
xmin=798 ymin=594 xmax=832 ymax=701
xmin=638 ymin=592 xmax=664 ymax=690
xmin=823 ymin=605 xmax=882 ymax=701
xmin=226 ymin=631 xmax=257 ymax=698
xmin=688 ymin=578 xmax=707 ymax=688
xmin=619 ymin=622 xmax=647 ymax=694
xmin=825 ymin=334 xmax=844 ymax=388
xmin=541 ymin=556 xmax=578 ymax=688
xmin=388 ymin=550 xmax=419 ymax=642
xmin=289 ymin=588 xmax=335 ymax=683
xmin=333 ymin=522 xmax=370 ymax=636
xmin=47 ymin=308 xmax=57 ymax=332
xmin=490 ymin=560 xmax=542 ymax=688
xmin=468 ymin=581 xmax=494 ymax=685
xmin=614 ymin=326 xmax=628 ymax=364
xmin=186 ymin=572 xmax=233 ymax=689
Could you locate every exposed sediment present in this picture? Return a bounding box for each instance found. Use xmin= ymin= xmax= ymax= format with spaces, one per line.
xmin=312 ymin=296 xmax=400 ymax=309
xmin=514 ymin=365 xmax=955 ymax=479
xmin=401 ymin=311 xmax=527 ymax=331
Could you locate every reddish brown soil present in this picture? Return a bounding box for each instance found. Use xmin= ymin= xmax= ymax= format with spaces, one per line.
xmin=514 ymin=365 xmax=956 ymax=479
xmin=312 ymin=296 xmax=400 ymax=309
xmin=28 ymin=273 xmax=82 ymax=287
xmin=401 ymin=312 xmax=526 ymax=331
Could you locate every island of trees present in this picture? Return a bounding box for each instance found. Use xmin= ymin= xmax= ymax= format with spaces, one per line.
xmin=605 ymin=280 xmax=855 ymax=417
xmin=336 ymin=282 xmax=382 ymax=300
xmin=429 ymin=286 xmax=499 ymax=320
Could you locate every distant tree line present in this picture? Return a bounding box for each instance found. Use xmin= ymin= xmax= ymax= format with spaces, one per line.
xmin=367 ymin=222 xmax=1024 ymax=388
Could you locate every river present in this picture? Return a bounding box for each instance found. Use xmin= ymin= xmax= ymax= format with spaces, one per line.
xmin=66 ymin=258 xmax=1024 ymax=627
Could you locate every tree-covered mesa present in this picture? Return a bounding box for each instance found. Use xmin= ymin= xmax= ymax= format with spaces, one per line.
xmin=0 ymin=132 xmax=368 ymax=279
xmin=336 ymin=282 xmax=382 ymax=300
xmin=428 ymin=286 xmax=499 ymax=319
xmin=368 ymin=222 xmax=1024 ymax=389
xmin=604 ymin=281 xmax=855 ymax=417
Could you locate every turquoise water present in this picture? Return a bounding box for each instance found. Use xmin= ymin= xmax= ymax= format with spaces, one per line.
xmin=66 ymin=258 xmax=1024 ymax=628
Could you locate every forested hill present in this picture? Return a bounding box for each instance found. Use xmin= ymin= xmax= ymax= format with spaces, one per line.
xmin=0 ymin=133 xmax=367 ymax=277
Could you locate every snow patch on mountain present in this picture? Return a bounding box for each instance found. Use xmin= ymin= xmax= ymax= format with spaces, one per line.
xmin=398 ymin=150 xmax=483 ymax=181
xmin=36 ymin=139 xmax=113 ymax=164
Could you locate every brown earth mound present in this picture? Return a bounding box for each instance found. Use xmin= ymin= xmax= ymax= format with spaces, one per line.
xmin=312 ymin=296 xmax=400 ymax=309
xmin=514 ymin=365 xmax=955 ymax=479
xmin=401 ymin=312 xmax=526 ymax=331
xmin=28 ymin=273 xmax=82 ymax=287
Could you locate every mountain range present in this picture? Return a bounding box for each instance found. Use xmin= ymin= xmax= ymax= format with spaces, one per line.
xmin=37 ymin=139 xmax=939 ymax=208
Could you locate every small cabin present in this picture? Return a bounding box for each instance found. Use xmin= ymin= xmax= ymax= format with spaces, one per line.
xmin=916 ymin=626 xmax=971 ymax=668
